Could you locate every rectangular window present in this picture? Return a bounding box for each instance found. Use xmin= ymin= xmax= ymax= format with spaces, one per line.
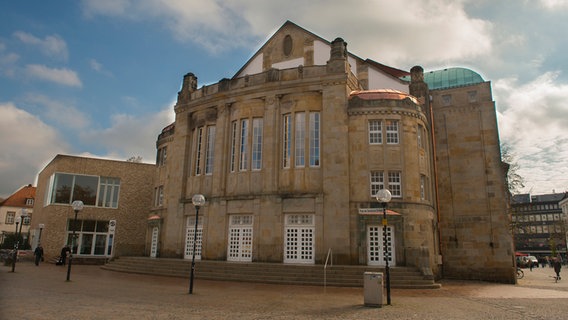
xmin=239 ymin=119 xmax=249 ymax=171
xmin=420 ymin=175 xmax=426 ymax=200
xmin=48 ymin=173 xmax=120 ymax=207
xmin=66 ymin=219 xmax=111 ymax=256
xmin=388 ymin=171 xmax=402 ymax=197
xmin=154 ymin=186 xmax=164 ymax=207
xmin=230 ymin=121 xmax=237 ymax=172
xmin=370 ymin=171 xmax=384 ymax=197
xmin=25 ymin=198 xmax=34 ymax=206
xmin=195 ymin=127 xmax=203 ymax=175
xmin=442 ymin=94 xmax=452 ymax=106
xmin=283 ymin=114 xmax=291 ymax=168
xmin=205 ymin=126 xmax=216 ymax=174
xmin=52 ymin=173 xmax=73 ymax=204
xmin=369 ymin=120 xmax=382 ymax=144
xmin=22 ymin=213 xmax=31 ymax=225
xmin=309 ymin=112 xmax=320 ymax=167
xmin=295 ymin=112 xmax=305 ymax=167
xmin=98 ymin=177 xmax=120 ymax=208
xmin=50 ymin=173 xmax=98 ymax=206
xmin=5 ymin=211 xmax=15 ymax=224
xmin=156 ymin=146 xmax=167 ymax=166
xmin=252 ymin=118 xmax=263 ymax=170
xmin=73 ymin=175 xmax=98 ymax=205
xmin=417 ymin=125 xmax=423 ymax=149
xmin=468 ymin=90 xmax=477 ymax=103
xmin=386 ymin=120 xmax=399 ymax=144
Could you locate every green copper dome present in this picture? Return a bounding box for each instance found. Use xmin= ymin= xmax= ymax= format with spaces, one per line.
xmin=402 ymin=67 xmax=485 ymax=90
xmin=424 ymin=67 xmax=484 ymax=90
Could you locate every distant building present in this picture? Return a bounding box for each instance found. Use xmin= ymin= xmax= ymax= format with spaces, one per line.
xmin=31 ymin=155 xmax=155 ymax=263
xmin=0 ymin=184 xmax=35 ymax=247
xmin=512 ymin=192 xmax=568 ymax=258
xmin=147 ymin=21 xmax=513 ymax=282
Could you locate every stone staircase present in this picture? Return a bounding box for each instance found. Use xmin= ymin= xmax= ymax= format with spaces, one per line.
xmin=101 ymin=257 xmax=441 ymax=289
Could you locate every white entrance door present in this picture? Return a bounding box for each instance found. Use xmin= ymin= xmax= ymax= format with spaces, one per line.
xmin=184 ymin=216 xmax=203 ymax=260
xmin=284 ymin=214 xmax=314 ymax=264
xmin=228 ymin=215 xmax=253 ymax=262
xmin=367 ymin=225 xmax=396 ymax=266
xmin=150 ymin=226 xmax=159 ymax=258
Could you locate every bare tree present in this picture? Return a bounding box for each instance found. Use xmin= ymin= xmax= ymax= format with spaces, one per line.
xmin=126 ymin=156 xmax=143 ymax=163
xmin=501 ymin=143 xmax=525 ymax=195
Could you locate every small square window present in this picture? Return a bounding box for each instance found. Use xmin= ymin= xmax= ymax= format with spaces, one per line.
xmin=442 ymin=94 xmax=452 ymax=106
xmin=468 ymin=91 xmax=477 ymax=103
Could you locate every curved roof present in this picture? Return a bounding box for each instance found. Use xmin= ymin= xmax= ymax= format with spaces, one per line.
xmin=349 ymin=89 xmax=419 ymax=104
xmin=423 ymin=67 xmax=485 ymax=90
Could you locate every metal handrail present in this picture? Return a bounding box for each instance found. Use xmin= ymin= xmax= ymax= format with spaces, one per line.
xmin=324 ymin=248 xmax=333 ymax=288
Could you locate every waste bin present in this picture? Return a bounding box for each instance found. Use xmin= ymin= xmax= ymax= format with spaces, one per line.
xmin=363 ymin=272 xmax=383 ymax=307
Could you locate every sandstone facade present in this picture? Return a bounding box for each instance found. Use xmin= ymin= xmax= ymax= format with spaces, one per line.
xmin=148 ymin=21 xmax=514 ymax=282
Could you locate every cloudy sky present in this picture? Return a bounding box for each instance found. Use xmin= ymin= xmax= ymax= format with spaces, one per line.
xmin=1 ymin=0 xmax=567 ymax=198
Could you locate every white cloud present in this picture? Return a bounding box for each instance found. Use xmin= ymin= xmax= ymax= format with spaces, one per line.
xmin=81 ymin=105 xmax=175 ymax=163
xmin=25 ymin=64 xmax=82 ymax=87
xmin=0 ymin=102 xmax=68 ymax=198
xmin=24 ymin=94 xmax=90 ymax=130
xmin=81 ymin=0 xmax=132 ymax=17
xmin=539 ymin=0 xmax=568 ymax=9
xmin=496 ymin=72 xmax=568 ymax=194
xmin=81 ymin=0 xmax=492 ymax=64
xmin=13 ymin=31 xmax=69 ymax=61
xmin=0 ymin=98 xmax=174 ymax=197
xmin=89 ymin=58 xmax=113 ymax=77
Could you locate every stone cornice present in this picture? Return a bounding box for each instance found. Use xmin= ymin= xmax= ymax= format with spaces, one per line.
xmin=348 ymin=108 xmax=428 ymax=122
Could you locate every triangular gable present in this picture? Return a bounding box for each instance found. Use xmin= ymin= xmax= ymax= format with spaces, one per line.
xmin=0 ymin=184 xmax=35 ymax=207
xmin=233 ymin=20 xmax=410 ymax=92
xmin=233 ymin=20 xmax=331 ymax=79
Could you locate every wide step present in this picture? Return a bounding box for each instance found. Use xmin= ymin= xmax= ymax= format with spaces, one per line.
xmin=101 ymin=257 xmax=441 ymax=289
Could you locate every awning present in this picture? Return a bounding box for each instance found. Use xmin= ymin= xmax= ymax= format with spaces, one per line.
xmin=147 ymin=215 xmax=161 ymax=221
xmin=515 ymin=252 xmax=528 ymax=257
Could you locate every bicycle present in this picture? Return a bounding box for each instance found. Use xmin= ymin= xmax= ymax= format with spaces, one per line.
xmin=516 ymin=267 xmax=524 ymax=279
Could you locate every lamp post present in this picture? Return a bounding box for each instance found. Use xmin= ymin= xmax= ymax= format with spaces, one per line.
xmin=11 ymin=217 xmax=20 ymax=272
xmin=375 ymin=189 xmax=392 ymax=305
xmin=11 ymin=209 xmax=28 ymax=272
xmin=189 ymin=194 xmax=205 ymax=294
xmin=38 ymin=223 xmax=45 ymax=244
xmin=66 ymin=200 xmax=84 ymax=282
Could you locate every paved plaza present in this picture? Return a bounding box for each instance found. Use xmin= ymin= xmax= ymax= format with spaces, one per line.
xmin=2 ymin=261 xmax=568 ymax=319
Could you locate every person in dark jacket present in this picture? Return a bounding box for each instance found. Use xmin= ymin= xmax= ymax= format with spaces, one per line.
xmin=60 ymin=245 xmax=71 ymax=266
xmin=553 ymin=255 xmax=562 ymax=280
xmin=34 ymin=244 xmax=44 ymax=266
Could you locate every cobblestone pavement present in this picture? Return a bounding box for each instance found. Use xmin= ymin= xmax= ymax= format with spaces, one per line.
xmin=2 ymin=262 xmax=568 ymax=320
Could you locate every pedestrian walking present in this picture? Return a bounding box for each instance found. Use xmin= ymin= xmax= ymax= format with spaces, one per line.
xmin=553 ymin=255 xmax=562 ymax=280
xmin=34 ymin=244 xmax=44 ymax=266
xmin=59 ymin=245 xmax=71 ymax=266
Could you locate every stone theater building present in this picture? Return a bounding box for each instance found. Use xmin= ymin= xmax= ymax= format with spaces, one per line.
xmin=149 ymin=21 xmax=514 ymax=282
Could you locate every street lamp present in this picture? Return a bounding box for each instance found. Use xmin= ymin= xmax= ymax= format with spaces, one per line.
xmin=38 ymin=223 xmax=45 ymax=244
xmin=66 ymin=200 xmax=84 ymax=281
xmin=189 ymin=194 xmax=205 ymax=294
xmin=375 ymin=189 xmax=392 ymax=305
xmin=11 ymin=209 xmax=28 ymax=272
